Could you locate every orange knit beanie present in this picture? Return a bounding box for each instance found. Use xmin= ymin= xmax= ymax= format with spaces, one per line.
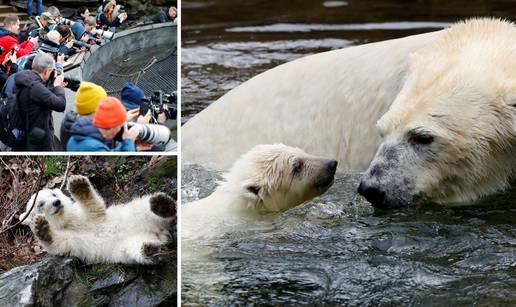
xmin=92 ymin=96 xmax=126 ymax=128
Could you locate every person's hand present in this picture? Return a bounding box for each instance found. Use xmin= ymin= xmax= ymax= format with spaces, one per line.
xmin=122 ymin=123 xmax=139 ymax=141
xmin=54 ymin=74 xmax=65 ymax=87
xmin=2 ymin=52 xmax=15 ymax=66
xmin=137 ymin=110 xmax=151 ymax=124
xmin=119 ymin=12 xmax=128 ymax=22
xmin=29 ymin=37 xmax=38 ymax=45
xmin=57 ymin=53 xmax=65 ymax=64
xmin=135 ymin=140 xmax=153 ymax=151
xmin=126 ymin=108 xmax=140 ymax=122
xmin=157 ymin=112 xmax=167 ymax=124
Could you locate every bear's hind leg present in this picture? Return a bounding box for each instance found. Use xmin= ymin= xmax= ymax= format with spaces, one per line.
xmin=67 ymin=175 xmax=106 ymax=218
xmin=149 ymin=193 xmax=176 ymax=219
xmin=141 ymin=242 xmax=170 ymax=264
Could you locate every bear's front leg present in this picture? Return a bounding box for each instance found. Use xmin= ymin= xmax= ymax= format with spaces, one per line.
xmin=150 ymin=193 xmax=176 ymax=219
xmin=67 ymin=175 xmax=106 ymax=218
xmin=34 ymin=215 xmax=53 ymax=244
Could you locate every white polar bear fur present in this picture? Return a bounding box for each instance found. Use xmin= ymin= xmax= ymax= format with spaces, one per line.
xmin=20 ymin=178 xmax=173 ymax=264
xmin=182 ymin=144 xmax=336 ymax=241
xmin=182 ymin=30 xmax=442 ymax=171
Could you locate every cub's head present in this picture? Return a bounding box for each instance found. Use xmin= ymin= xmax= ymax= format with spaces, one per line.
xmin=222 ymin=144 xmax=337 ymax=212
xmin=359 ymin=19 xmax=516 ymax=208
xmin=20 ymin=189 xmax=74 ymax=225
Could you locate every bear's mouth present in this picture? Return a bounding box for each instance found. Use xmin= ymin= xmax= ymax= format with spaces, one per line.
xmin=315 ymin=175 xmax=335 ymax=191
xmin=51 ymin=199 xmax=63 ymax=215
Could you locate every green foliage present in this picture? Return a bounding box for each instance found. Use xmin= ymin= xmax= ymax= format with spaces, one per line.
xmin=43 ymin=156 xmax=67 ymax=177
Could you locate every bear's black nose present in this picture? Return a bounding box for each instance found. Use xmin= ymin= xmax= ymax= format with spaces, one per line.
xmin=327 ymin=160 xmax=338 ymax=173
xmin=53 ymin=199 xmax=61 ymax=207
xmin=358 ymin=181 xmax=386 ymax=208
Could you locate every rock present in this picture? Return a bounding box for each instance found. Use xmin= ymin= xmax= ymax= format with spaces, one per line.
xmin=0 ymin=256 xmax=76 ymax=307
xmin=0 ymin=256 xmax=177 ymax=307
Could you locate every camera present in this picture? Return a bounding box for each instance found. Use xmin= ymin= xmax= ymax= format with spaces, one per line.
xmin=72 ymin=40 xmax=91 ymax=51
xmin=5 ymin=46 xmax=18 ymax=65
xmin=140 ymin=90 xmax=178 ymax=122
xmin=127 ymin=122 xmax=171 ymax=145
xmin=63 ymin=77 xmax=81 ymax=91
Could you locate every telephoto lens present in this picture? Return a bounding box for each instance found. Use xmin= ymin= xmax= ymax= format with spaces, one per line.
xmin=128 ymin=123 xmax=171 ymax=145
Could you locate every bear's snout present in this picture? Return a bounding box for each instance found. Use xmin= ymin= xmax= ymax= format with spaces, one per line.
xmin=314 ymin=159 xmax=337 ymax=189
xmin=358 ymin=181 xmax=386 ymax=208
xmin=53 ymin=199 xmax=61 ymax=207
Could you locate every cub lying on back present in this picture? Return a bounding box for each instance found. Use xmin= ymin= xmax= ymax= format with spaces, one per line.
xmin=183 ymin=144 xmax=338 ymax=218
xmin=20 ymin=175 xmax=176 ymax=264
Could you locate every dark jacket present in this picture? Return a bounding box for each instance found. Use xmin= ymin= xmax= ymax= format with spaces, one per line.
xmin=14 ymin=69 xmax=66 ymax=151
xmin=98 ymin=13 xmax=122 ymax=28
xmin=59 ymin=110 xmax=77 ymax=147
xmin=0 ymin=62 xmax=18 ymax=90
xmin=152 ymin=8 xmax=173 ymax=23
xmin=67 ymin=116 xmax=136 ymax=152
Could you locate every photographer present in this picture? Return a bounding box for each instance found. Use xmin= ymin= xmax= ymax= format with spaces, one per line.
xmin=0 ymin=15 xmax=37 ymax=63
xmin=22 ymin=12 xmax=56 ymax=43
xmin=60 ymin=82 xmax=107 ymax=147
xmin=153 ymin=6 xmax=177 ymax=24
xmin=98 ymin=0 xmax=128 ymax=32
xmin=67 ymin=97 xmax=139 ymax=152
xmin=14 ymin=53 xmax=66 ymax=151
xmin=0 ymin=48 xmax=18 ymax=89
xmin=74 ymin=6 xmax=90 ymax=25
xmin=121 ymin=82 xmax=168 ymax=124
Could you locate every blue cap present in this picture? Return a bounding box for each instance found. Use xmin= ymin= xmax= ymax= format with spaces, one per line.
xmin=120 ymin=82 xmax=145 ymax=111
xmin=71 ymin=22 xmax=86 ymax=40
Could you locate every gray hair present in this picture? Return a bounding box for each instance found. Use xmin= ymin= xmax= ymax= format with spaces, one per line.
xmin=32 ymin=53 xmax=55 ymax=73
xmin=86 ymin=16 xmax=96 ymax=27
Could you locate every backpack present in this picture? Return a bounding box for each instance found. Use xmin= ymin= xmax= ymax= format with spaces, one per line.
xmin=0 ymin=81 xmax=37 ymax=149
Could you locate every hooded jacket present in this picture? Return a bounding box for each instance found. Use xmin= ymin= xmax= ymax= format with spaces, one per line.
xmin=14 ymin=69 xmax=66 ymax=151
xmin=0 ymin=27 xmax=35 ymax=63
xmin=67 ymin=116 xmax=136 ymax=152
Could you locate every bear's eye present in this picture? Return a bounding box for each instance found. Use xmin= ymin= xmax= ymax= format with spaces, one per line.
xmin=410 ymin=133 xmax=434 ymax=146
xmin=293 ymin=160 xmax=304 ymax=174
xmin=38 ymin=201 xmax=44 ymax=208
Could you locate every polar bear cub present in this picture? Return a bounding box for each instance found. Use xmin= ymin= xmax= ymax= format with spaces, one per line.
xmin=20 ymin=175 xmax=176 ymax=264
xmin=183 ymin=144 xmax=338 ymax=218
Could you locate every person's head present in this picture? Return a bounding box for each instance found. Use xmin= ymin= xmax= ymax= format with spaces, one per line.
xmin=168 ymin=7 xmax=177 ymax=19
xmin=48 ymin=6 xmax=61 ymax=22
xmin=46 ymin=30 xmax=61 ymax=45
xmin=55 ymin=25 xmax=71 ymax=43
xmin=85 ymin=16 xmax=97 ymax=32
xmin=40 ymin=12 xmax=56 ymax=27
xmin=3 ymin=15 xmax=19 ymax=34
xmin=104 ymin=1 xmax=116 ymax=20
xmin=121 ymin=82 xmax=144 ymax=111
xmin=32 ymin=53 xmax=56 ymax=82
xmin=75 ymin=82 xmax=107 ymax=116
xmin=92 ymin=97 xmax=127 ymax=140
xmin=77 ymin=6 xmax=90 ymax=20
xmin=71 ymin=22 xmax=87 ymax=41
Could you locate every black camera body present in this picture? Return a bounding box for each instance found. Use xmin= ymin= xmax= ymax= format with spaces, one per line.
xmin=64 ymin=77 xmax=81 ymax=92
xmin=72 ymin=40 xmax=91 ymax=51
xmin=140 ymin=90 xmax=177 ymax=122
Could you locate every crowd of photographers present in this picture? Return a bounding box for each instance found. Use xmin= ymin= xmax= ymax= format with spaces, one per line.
xmin=0 ymin=2 xmax=177 ymax=152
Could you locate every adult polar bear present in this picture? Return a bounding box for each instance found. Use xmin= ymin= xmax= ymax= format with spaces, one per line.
xmin=183 ymin=28 xmax=443 ymax=171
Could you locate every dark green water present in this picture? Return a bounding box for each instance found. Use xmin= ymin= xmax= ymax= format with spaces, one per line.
xmin=181 ymin=1 xmax=516 ymax=305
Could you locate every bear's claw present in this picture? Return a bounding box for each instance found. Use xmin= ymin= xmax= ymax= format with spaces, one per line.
xmin=142 ymin=243 xmax=170 ymax=264
xmin=34 ymin=216 xmax=53 ymax=243
xmin=150 ymin=193 xmax=176 ymax=218
xmin=67 ymin=175 xmax=92 ymax=198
